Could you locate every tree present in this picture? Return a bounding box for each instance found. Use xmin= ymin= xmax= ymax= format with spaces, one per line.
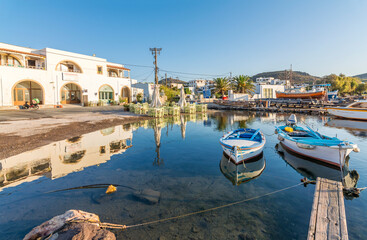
xmin=233 ymin=75 xmax=255 ymax=94
xmin=330 ymin=74 xmax=361 ymax=95
xmin=355 ymin=83 xmax=367 ymax=95
xmin=213 ymin=77 xmax=230 ymax=97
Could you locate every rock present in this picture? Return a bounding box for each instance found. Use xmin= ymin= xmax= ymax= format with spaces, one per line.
xmin=158 ymin=236 xmax=166 ymax=240
xmin=133 ymin=189 xmax=161 ymax=204
xmin=55 ymin=222 xmax=115 ymax=240
xmin=191 ymin=226 xmax=199 ymax=233
xmin=238 ymin=233 xmax=255 ymax=240
xmin=24 ymin=210 xmax=100 ymax=240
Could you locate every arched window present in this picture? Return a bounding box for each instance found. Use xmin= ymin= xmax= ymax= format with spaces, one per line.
xmin=99 ymin=85 xmax=114 ymax=101
xmin=56 ymin=61 xmax=82 ymax=73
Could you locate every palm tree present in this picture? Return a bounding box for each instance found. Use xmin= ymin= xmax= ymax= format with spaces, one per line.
xmin=233 ymin=75 xmax=255 ymax=94
xmin=214 ymin=77 xmax=230 ymax=97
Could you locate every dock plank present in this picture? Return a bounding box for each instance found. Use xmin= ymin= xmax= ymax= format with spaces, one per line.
xmin=308 ymin=177 xmax=348 ymax=240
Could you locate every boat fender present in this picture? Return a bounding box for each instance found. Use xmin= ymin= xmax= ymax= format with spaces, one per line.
xmin=353 ymin=146 xmax=360 ymax=153
xmin=274 ymin=129 xmax=278 ymax=134
xmin=284 ymin=127 xmax=293 ymax=133
xmin=278 ymin=135 xmax=284 ymax=141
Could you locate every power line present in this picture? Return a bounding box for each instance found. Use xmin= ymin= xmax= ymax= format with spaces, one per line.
xmin=160 ymin=69 xmax=230 ymax=77
xmin=121 ymin=63 xmax=154 ymax=68
xmin=120 ymin=62 xmax=229 ymax=77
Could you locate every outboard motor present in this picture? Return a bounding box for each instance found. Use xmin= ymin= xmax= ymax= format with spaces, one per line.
xmin=287 ymin=114 xmax=297 ymax=127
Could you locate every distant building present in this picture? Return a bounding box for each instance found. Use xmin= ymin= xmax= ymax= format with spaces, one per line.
xmin=256 ymin=77 xmax=290 ymax=87
xmin=158 ymin=77 xmax=186 ymax=89
xmin=132 ymin=83 xmax=158 ymax=101
xmin=253 ymin=84 xmax=285 ymax=99
xmin=188 ymin=79 xmax=208 ymax=89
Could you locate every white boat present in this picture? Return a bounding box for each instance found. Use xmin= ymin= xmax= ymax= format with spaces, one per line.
xmin=325 ymin=100 xmax=367 ymax=120
xmin=275 ymin=115 xmax=359 ymax=168
xmin=219 ymin=128 xmax=265 ymax=164
xmin=220 ymin=152 xmax=265 ymax=185
xmin=276 ymin=143 xmax=359 ymax=188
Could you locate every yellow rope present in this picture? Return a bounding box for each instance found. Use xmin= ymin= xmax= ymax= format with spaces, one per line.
xmin=93 ymin=182 xmax=307 ymax=230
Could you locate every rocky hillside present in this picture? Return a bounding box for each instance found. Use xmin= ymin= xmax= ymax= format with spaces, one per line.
xmin=252 ymin=71 xmax=320 ymax=83
xmin=354 ymin=73 xmax=367 ymax=80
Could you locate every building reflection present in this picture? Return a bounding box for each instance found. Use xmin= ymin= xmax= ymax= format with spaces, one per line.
xmin=276 ymin=143 xmax=359 ymax=189
xmin=0 ymin=125 xmax=133 ymax=191
xmin=325 ymin=119 xmax=367 ymax=138
xmin=0 ymin=113 xmax=210 ymax=189
xmin=220 ymin=152 xmax=266 ymax=186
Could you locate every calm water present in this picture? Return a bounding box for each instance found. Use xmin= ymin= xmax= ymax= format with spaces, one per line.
xmin=0 ymin=111 xmax=366 ymax=239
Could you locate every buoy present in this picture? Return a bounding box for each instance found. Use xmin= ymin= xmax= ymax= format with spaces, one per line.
xmin=106 ymin=185 xmax=117 ymax=194
xmin=284 ymin=127 xmax=293 ymax=132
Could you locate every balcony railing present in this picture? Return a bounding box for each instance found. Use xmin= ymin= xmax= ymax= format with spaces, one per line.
xmin=0 ymin=63 xmax=46 ymax=70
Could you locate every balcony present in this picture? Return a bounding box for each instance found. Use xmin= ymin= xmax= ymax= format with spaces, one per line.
xmin=0 ymin=63 xmax=45 ymax=70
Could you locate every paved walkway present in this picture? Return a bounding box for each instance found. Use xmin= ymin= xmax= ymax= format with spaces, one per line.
xmin=0 ymin=106 xmax=136 ymax=121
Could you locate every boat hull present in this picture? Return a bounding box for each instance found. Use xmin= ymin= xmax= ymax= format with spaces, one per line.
xmin=278 ymin=137 xmax=353 ymax=167
xmin=276 ymin=91 xmax=326 ymax=99
xmin=326 ymin=107 xmax=367 ymax=120
xmin=220 ymin=142 xmax=265 ymax=165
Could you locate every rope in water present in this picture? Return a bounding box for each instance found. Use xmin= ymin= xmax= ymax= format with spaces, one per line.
xmin=72 ymin=181 xmax=309 ymax=231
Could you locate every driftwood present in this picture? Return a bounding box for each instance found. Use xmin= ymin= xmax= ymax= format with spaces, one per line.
xmin=24 ymin=210 xmax=100 ymax=240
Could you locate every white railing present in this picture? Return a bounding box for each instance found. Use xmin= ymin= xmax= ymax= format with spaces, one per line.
xmin=0 ymin=63 xmax=46 ymax=70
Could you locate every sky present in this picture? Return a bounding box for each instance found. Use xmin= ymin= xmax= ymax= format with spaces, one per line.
xmin=1 ymin=0 xmax=366 ymax=81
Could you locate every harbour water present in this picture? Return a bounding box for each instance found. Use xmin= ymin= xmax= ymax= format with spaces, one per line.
xmin=0 ymin=112 xmax=366 ymax=239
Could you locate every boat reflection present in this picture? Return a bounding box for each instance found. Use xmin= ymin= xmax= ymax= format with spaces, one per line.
xmin=0 ymin=125 xmax=133 ymax=191
xmin=219 ymin=152 xmax=266 ymax=186
xmin=326 ymin=119 xmax=367 ymax=138
xmin=276 ymin=143 xmax=359 ymax=188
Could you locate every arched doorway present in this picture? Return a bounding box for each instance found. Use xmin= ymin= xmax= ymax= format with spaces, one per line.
xmin=13 ymin=80 xmax=43 ymax=106
xmin=121 ymin=86 xmax=131 ymax=103
xmin=61 ymin=83 xmax=81 ymax=104
xmin=99 ymin=85 xmax=114 ymax=102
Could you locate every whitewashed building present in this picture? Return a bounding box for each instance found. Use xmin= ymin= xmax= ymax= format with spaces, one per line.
xmin=0 ymin=42 xmax=132 ymax=107
xmin=132 ymin=82 xmax=158 ymax=102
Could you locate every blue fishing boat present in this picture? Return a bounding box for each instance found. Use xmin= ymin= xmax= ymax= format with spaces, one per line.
xmin=275 ymin=115 xmax=360 ymax=167
xmin=219 ymin=128 xmax=266 ymax=164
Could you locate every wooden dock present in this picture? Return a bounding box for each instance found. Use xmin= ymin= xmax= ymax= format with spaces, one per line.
xmin=308 ymin=177 xmax=348 ymax=240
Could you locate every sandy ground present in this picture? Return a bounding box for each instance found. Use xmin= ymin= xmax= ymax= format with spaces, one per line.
xmin=0 ymin=106 xmax=150 ymax=159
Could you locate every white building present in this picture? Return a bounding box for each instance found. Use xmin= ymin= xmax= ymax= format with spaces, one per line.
xmin=253 ymin=84 xmax=285 ymax=99
xmin=132 ymin=82 xmax=157 ymax=101
xmin=0 ymin=42 xmax=132 ymax=107
xmin=188 ymin=79 xmax=207 ymax=89
xmin=256 ymin=77 xmax=290 ymax=87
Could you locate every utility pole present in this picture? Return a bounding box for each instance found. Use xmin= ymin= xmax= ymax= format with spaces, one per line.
xmin=149 ymin=48 xmax=162 ymax=85
xmin=290 ymin=64 xmax=293 ymax=87
xmin=165 ymin=73 xmax=167 ymax=86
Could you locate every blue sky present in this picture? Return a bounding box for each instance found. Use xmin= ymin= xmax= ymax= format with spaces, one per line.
xmin=1 ymin=0 xmax=366 ymax=81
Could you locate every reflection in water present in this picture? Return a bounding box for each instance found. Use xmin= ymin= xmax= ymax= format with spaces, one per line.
xmin=0 ymin=125 xmax=133 ymax=191
xmin=220 ymin=152 xmax=266 ymax=186
xmin=180 ymin=115 xmax=186 ymax=140
xmin=153 ymin=121 xmax=163 ymax=166
xmin=326 ymin=119 xmax=367 ymax=138
xmin=276 ymin=143 xmax=359 ymax=189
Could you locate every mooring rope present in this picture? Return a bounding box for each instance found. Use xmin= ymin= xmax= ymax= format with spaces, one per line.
xmin=71 ymin=181 xmax=308 ymax=231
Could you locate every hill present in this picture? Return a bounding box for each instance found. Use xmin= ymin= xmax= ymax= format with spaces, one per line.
xmin=252 ymin=71 xmax=320 ymax=83
xmin=354 ymin=73 xmax=367 ymax=80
